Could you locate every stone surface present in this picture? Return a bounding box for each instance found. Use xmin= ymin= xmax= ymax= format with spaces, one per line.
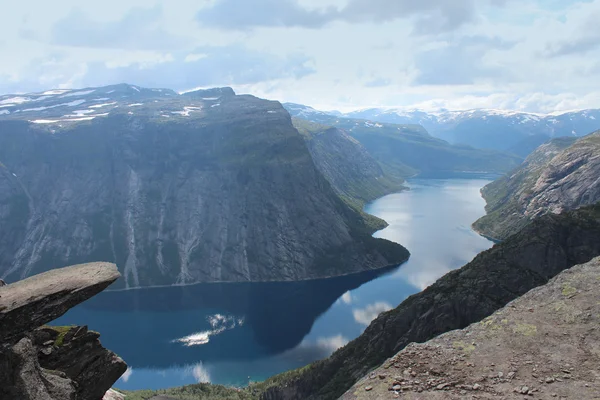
xmin=30 ymin=326 xmax=127 ymax=400
xmin=474 ymin=132 xmax=600 ymax=240
xmin=0 ymin=263 xmax=126 ymax=400
xmin=0 ymin=338 xmax=77 ymax=400
xmin=0 ymin=262 xmax=120 ymax=344
xmin=342 ymin=257 xmax=600 ymax=399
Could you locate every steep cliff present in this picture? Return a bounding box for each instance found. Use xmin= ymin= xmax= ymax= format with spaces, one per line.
xmin=343 ymin=257 xmax=600 ymax=399
xmin=473 ymin=132 xmax=600 ymax=240
xmin=0 ymin=85 xmax=409 ymax=288
xmin=257 ymin=204 xmax=600 ymax=399
xmin=0 ymin=262 xmax=127 ymax=400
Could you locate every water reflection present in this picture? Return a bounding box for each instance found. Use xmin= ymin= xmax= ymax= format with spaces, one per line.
xmin=54 ymin=177 xmax=494 ymax=390
xmin=55 ymin=265 xmax=399 ymax=368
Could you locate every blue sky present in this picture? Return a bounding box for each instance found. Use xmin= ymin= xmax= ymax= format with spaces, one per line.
xmin=1 ymin=0 xmax=600 ymax=112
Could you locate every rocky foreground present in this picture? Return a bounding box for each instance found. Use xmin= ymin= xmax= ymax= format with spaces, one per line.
xmin=257 ymin=204 xmax=600 ymax=399
xmin=0 ymin=262 xmax=126 ymax=400
xmin=343 ymin=256 xmax=600 ymax=399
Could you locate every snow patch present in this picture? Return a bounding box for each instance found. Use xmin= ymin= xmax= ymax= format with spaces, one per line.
xmin=171 ymin=106 xmax=202 ymax=116
xmin=0 ymin=110 xmax=9 ymax=115
xmin=0 ymin=97 xmax=30 ymax=105
xmin=211 ymin=103 xmax=220 ymax=108
xmin=128 ymin=103 xmax=143 ymax=107
xmin=89 ymin=102 xmax=117 ymax=109
xmin=131 ymin=86 xmax=140 ymax=92
xmin=59 ymin=90 xmax=95 ymax=98
xmin=42 ymin=89 xmax=70 ymax=95
xmin=202 ymin=97 xmax=219 ymax=101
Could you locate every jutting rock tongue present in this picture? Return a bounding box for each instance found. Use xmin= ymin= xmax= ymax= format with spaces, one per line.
xmin=0 ymin=262 xmax=127 ymax=400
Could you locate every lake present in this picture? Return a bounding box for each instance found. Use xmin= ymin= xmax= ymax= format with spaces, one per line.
xmin=54 ymin=177 xmax=494 ymax=390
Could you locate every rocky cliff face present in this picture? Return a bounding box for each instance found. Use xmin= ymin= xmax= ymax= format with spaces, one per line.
xmin=257 ymin=204 xmax=600 ymax=400
xmin=0 ymin=84 xmax=408 ymax=288
xmin=473 ymin=132 xmax=600 ymax=240
xmin=343 ymin=256 xmax=600 ymax=399
xmin=0 ymin=262 xmax=127 ymax=400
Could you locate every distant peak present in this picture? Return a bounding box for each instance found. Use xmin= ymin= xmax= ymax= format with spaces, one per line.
xmin=181 ymin=87 xmax=235 ymax=98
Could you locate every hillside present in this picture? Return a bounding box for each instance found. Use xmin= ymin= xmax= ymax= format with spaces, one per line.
xmin=292 ymin=118 xmax=405 ymax=203
xmin=473 ymin=132 xmax=600 ymax=240
xmin=284 ymin=104 xmax=522 ymax=177
xmin=256 ymin=204 xmax=600 ymax=399
xmin=343 ymin=256 xmax=600 ymax=399
xmin=0 ymin=84 xmax=409 ymax=289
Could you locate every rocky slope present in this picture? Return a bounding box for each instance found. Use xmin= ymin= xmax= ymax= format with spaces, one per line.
xmin=284 ymin=104 xmax=522 ymax=177
xmin=473 ymin=132 xmax=600 ymax=240
xmin=343 ymin=256 xmax=600 ymax=399
xmin=292 ymin=118 xmax=405 ymax=203
xmin=0 ymin=262 xmax=126 ymax=400
xmin=0 ymin=84 xmax=408 ymax=289
xmin=256 ymin=204 xmax=600 ymax=400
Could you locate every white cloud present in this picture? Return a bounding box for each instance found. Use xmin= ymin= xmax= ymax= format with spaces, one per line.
xmin=353 ymin=302 xmax=393 ymax=326
xmin=340 ymin=291 xmax=352 ymax=304
xmin=316 ymin=334 xmax=349 ymax=352
xmin=186 ymin=363 xmax=211 ymax=383
xmin=0 ymin=0 xmax=599 ymax=112
xmin=120 ymin=367 xmax=133 ymax=383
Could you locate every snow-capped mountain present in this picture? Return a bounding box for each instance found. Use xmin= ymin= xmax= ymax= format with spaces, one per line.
xmin=343 ymin=107 xmax=600 ymax=155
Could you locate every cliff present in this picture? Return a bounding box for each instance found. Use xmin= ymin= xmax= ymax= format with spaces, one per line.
xmin=473 ymin=132 xmax=600 ymax=240
xmin=257 ymin=204 xmax=600 ymax=399
xmin=0 ymin=85 xmax=408 ymax=288
xmin=292 ymin=118 xmax=405 ymax=203
xmin=0 ymin=262 xmax=127 ymax=400
xmin=343 ymin=256 xmax=600 ymax=399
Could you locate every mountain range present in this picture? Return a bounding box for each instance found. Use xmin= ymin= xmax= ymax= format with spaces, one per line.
xmin=285 ymin=103 xmax=600 ymax=156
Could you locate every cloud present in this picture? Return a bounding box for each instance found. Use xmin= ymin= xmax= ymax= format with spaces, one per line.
xmin=196 ymin=0 xmax=504 ymax=34
xmin=51 ymin=6 xmax=189 ymax=50
xmin=186 ymin=363 xmax=211 ymax=383
xmin=316 ymin=335 xmax=349 ymax=352
xmin=119 ymin=367 xmax=133 ymax=383
xmin=0 ymin=45 xmax=315 ymax=94
xmin=340 ymin=291 xmax=353 ymax=304
xmin=545 ymin=8 xmax=600 ymax=57
xmin=414 ymin=36 xmax=515 ymax=85
xmin=353 ymin=302 xmax=392 ymax=326
xmin=365 ymin=77 xmax=392 ymax=87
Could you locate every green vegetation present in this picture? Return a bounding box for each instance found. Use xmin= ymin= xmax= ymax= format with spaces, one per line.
xmin=124 ymin=383 xmax=255 ymax=400
xmin=43 ymin=325 xmax=75 ymax=347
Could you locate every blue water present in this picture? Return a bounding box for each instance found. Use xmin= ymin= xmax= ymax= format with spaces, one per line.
xmin=54 ymin=178 xmax=493 ymax=390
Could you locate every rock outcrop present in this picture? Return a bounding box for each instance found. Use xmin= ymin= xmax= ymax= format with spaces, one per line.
xmin=474 ymin=132 xmax=600 ymax=240
xmin=343 ymin=256 xmax=600 ymax=399
xmin=257 ymin=204 xmax=600 ymax=400
xmin=0 ymin=84 xmax=408 ymax=288
xmin=0 ymin=262 xmax=127 ymax=400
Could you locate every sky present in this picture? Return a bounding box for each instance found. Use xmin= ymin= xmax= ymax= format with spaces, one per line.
xmin=1 ymin=0 xmax=600 ymax=112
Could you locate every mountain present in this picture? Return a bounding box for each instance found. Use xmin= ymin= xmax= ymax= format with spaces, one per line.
xmin=284 ymin=104 xmax=522 ymax=177
xmin=256 ymin=204 xmax=600 ymax=399
xmin=473 ymin=132 xmax=600 ymax=240
xmin=292 ymin=118 xmax=405 ymax=204
xmin=343 ymin=107 xmax=600 ymax=154
xmin=343 ymin=256 xmax=600 ymax=399
xmin=0 ymin=84 xmax=409 ymax=289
